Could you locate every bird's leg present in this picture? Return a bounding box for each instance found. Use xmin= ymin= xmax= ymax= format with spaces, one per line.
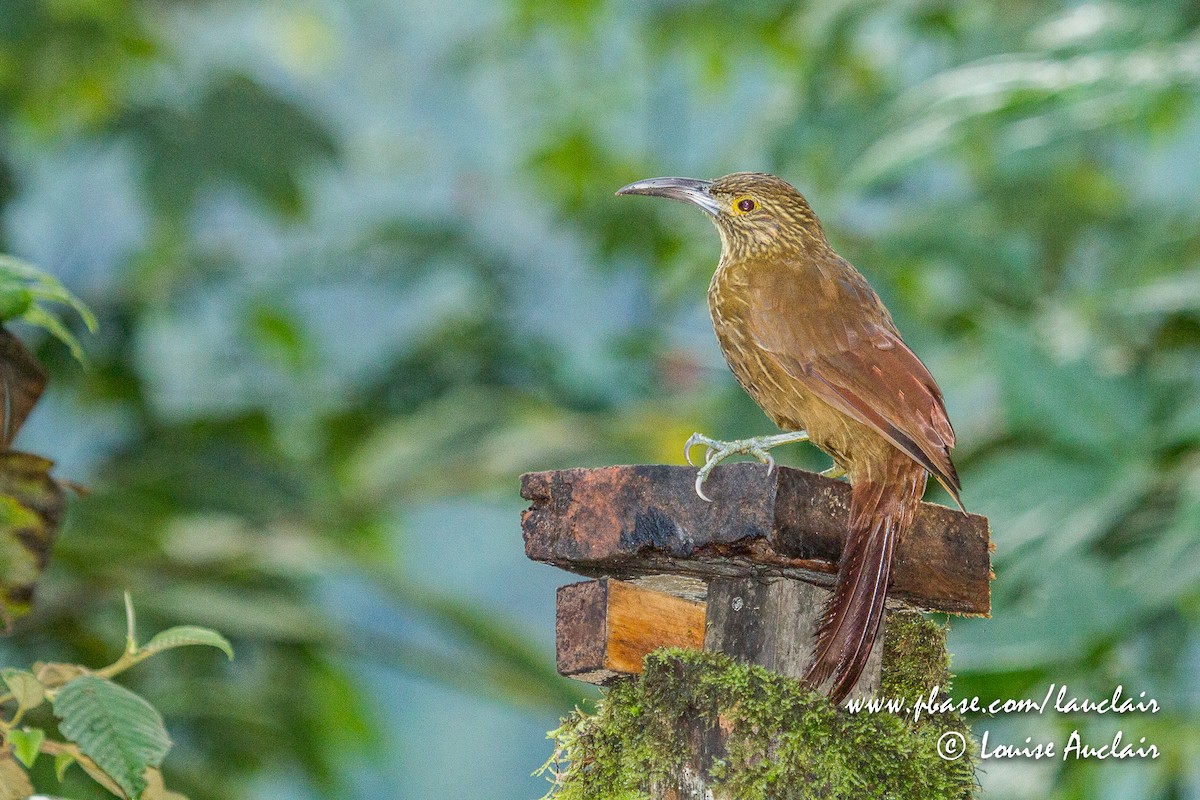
xmin=684 ymin=430 xmax=810 ymax=501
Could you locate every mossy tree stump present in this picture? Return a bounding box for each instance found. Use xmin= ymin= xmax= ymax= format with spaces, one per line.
xmin=522 ymin=464 xmax=991 ymax=799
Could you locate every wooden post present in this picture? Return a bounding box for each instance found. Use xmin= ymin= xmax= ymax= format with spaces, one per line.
xmin=525 ymin=464 xmax=989 ymax=799
xmin=704 ymin=577 xmax=884 ymax=699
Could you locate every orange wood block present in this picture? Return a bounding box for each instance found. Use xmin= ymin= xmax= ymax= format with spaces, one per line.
xmin=556 ymin=579 xmax=705 ymax=684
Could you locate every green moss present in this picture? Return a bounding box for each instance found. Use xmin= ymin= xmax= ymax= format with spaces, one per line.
xmin=539 ymin=611 xmax=975 ymax=800
xmin=880 ymin=610 xmax=953 ymax=703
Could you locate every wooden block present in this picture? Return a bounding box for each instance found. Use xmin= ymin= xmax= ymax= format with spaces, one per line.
xmin=556 ymin=579 xmax=705 ymax=684
xmin=522 ymin=464 xmax=990 ymax=615
xmin=704 ymin=577 xmax=882 ymax=702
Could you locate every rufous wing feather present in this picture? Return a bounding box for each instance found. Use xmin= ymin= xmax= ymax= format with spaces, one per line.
xmin=746 ymin=258 xmax=962 ymax=509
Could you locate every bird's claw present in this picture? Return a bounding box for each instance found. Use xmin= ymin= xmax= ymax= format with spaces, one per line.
xmin=683 ymin=430 xmax=809 ymax=502
xmin=683 ymin=432 xmax=713 ymax=467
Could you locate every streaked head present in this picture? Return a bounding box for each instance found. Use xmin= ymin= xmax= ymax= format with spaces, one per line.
xmin=616 ymin=172 xmax=826 ymax=257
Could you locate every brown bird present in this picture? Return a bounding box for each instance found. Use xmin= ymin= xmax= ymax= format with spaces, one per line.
xmin=617 ymin=172 xmax=962 ymax=703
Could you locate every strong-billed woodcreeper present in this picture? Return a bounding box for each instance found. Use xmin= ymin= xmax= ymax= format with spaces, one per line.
xmin=617 ymin=173 xmax=962 ymax=703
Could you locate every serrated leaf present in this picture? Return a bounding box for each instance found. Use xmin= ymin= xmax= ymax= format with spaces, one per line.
xmin=0 ymin=752 xmax=32 ymax=800
xmin=54 ymin=749 xmax=75 ymax=781
xmin=53 ymin=676 xmax=172 ymax=800
xmin=142 ymin=626 xmax=233 ymax=660
xmin=7 ymin=727 xmax=43 ymax=768
xmin=1 ymin=668 xmax=45 ymax=712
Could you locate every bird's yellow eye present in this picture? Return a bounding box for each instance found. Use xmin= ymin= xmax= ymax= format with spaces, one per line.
xmin=735 ymin=197 xmax=757 ymax=213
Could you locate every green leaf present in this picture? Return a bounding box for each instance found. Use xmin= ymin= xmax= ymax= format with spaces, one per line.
xmin=0 ymin=288 xmax=31 ymax=321
xmin=143 ymin=626 xmax=234 ymax=660
xmin=1 ymin=668 xmax=45 ymax=712
xmin=7 ymin=727 xmax=43 ymax=768
xmin=54 ymin=749 xmax=75 ymax=781
xmin=53 ymin=676 xmax=173 ymax=800
xmin=247 ymin=304 xmax=312 ymax=372
xmin=20 ymin=304 xmax=88 ymax=364
xmin=0 ymin=255 xmax=96 ymax=363
xmin=0 ymin=256 xmax=97 ymax=328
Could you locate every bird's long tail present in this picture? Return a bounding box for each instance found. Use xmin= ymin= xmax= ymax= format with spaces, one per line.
xmin=803 ymin=455 xmax=926 ymax=704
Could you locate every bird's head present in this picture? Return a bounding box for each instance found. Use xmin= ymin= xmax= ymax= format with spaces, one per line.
xmin=616 ymin=172 xmax=826 ymax=258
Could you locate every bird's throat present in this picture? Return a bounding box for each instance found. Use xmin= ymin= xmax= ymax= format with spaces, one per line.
xmin=714 ymin=217 xmax=819 ymax=263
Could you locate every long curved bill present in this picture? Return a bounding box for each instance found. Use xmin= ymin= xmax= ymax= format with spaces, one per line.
xmin=615 ymin=177 xmax=722 ymax=217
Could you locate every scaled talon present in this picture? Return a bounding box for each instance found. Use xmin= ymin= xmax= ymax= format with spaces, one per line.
xmin=683 ymin=430 xmax=810 ymax=501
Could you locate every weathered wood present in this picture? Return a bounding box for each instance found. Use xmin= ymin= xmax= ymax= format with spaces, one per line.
xmin=669 ymin=714 xmax=728 ymax=800
xmin=556 ymin=579 xmax=705 ymax=684
xmin=554 ymin=576 xmax=883 ymax=701
xmin=705 ymin=577 xmax=882 ymax=701
xmin=522 ymin=464 xmax=990 ymax=615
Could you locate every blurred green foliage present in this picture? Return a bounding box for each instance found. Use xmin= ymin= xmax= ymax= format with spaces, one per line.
xmin=0 ymin=0 xmax=1198 ymax=798
xmin=0 ymin=594 xmax=234 ymax=799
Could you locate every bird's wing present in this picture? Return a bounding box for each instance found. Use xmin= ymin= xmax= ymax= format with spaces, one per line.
xmin=745 ymin=255 xmax=962 ymax=506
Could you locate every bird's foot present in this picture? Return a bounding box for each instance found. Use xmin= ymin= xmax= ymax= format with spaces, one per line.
xmin=684 ymin=430 xmax=810 ymax=501
xmin=821 ymin=464 xmax=847 ymax=479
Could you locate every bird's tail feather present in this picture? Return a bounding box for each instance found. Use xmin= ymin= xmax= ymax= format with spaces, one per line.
xmin=804 ymin=458 xmax=925 ymax=704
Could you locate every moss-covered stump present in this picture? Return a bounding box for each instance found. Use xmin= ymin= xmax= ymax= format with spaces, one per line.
xmin=540 ymin=612 xmax=975 ymax=800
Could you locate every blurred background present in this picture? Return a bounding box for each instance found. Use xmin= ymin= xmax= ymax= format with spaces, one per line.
xmin=1 ymin=0 xmax=1198 ymax=797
